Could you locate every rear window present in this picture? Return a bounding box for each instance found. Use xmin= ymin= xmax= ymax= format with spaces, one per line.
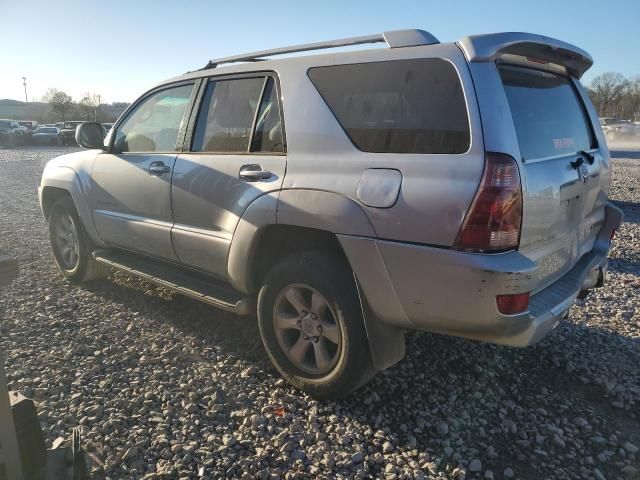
xmin=499 ymin=66 xmax=595 ymax=161
xmin=308 ymin=59 xmax=470 ymax=154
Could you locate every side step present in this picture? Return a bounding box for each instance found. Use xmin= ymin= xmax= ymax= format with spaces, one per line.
xmin=93 ymin=249 xmax=253 ymax=315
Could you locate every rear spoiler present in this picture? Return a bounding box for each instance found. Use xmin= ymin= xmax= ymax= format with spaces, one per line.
xmin=458 ymin=32 xmax=593 ymax=79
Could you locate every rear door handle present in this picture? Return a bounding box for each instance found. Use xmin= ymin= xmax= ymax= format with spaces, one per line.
xmin=239 ymin=164 xmax=272 ymax=181
xmin=149 ymin=161 xmax=171 ymax=175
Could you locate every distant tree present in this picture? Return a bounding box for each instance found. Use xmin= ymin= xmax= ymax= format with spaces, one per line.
xmin=79 ymin=92 xmax=102 ymax=121
xmin=589 ymin=73 xmax=627 ymax=117
xmin=43 ymin=88 xmax=73 ymax=121
xmin=625 ymin=76 xmax=640 ymax=121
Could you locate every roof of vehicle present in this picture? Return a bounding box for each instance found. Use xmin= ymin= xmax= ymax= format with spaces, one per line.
xmin=156 ymin=29 xmax=592 ymax=92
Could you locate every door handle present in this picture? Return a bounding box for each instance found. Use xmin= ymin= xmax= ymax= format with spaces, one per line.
xmin=239 ymin=164 xmax=272 ymax=181
xmin=149 ymin=161 xmax=170 ymax=175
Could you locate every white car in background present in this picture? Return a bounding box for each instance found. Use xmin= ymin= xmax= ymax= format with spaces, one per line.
xmin=600 ymin=117 xmax=640 ymax=140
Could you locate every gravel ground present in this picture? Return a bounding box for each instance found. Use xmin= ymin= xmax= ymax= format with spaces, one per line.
xmin=0 ymin=146 xmax=638 ymax=480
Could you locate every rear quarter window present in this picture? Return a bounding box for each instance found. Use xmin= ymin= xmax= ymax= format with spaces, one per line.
xmin=308 ymin=58 xmax=470 ymax=154
xmin=499 ymin=65 xmax=595 ymax=161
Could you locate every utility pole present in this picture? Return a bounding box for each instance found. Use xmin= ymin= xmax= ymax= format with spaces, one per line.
xmin=22 ymin=77 xmax=28 ymax=102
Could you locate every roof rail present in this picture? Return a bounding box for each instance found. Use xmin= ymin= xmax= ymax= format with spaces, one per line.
xmin=202 ymin=29 xmax=439 ymax=69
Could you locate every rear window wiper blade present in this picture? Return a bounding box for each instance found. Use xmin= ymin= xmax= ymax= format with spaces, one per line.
xmin=578 ymin=150 xmax=594 ymax=164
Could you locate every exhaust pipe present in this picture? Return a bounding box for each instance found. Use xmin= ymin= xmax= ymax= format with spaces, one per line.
xmin=578 ymin=266 xmax=605 ymax=299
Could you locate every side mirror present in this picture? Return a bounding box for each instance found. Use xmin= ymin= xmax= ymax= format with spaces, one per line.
xmin=76 ymin=122 xmax=105 ymax=149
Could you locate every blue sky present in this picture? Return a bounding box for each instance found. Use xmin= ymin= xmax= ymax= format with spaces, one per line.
xmin=1 ymin=0 xmax=639 ymax=103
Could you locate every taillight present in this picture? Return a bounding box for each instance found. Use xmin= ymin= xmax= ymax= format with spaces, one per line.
xmin=496 ymin=293 xmax=530 ymax=315
xmin=454 ymin=153 xmax=523 ymax=252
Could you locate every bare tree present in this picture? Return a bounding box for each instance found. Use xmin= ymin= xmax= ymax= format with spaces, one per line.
xmin=589 ymin=73 xmax=628 ymax=117
xmin=79 ymin=92 xmax=102 ymax=121
xmin=43 ymin=88 xmax=73 ymax=121
xmin=625 ymin=76 xmax=640 ymax=122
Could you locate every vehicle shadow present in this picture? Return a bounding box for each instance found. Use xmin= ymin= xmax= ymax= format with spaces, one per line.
xmin=82 ymin=272 xmax=640 ymax=480
xmin=611 ymin=199 xmax=640 ymax=225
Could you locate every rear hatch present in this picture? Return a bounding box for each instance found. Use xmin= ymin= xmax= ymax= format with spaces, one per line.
xmin=498 ymin=65 xmax=609 ymax=291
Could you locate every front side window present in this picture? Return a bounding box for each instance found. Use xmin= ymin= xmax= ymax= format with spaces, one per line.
xmin=192 ymin=77 xmax=264 ymax=152
xmin=308 ymin=59 xmax=470 ymax=154
xmin=114 ymin=84 xmax=193 ymax=153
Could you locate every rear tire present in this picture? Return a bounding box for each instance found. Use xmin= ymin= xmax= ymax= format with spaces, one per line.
xmin=48 ymin=196 xmax=108 ymax=282
xmin=257 ymin=251 xmax=375 ymax=399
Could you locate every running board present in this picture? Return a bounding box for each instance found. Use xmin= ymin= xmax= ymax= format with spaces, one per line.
xmin=93 ymin=249 xmax=253 ymax=315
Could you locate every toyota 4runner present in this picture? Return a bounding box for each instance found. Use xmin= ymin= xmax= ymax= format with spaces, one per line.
xmin=39 ymin=29 xmax=622 ymax=398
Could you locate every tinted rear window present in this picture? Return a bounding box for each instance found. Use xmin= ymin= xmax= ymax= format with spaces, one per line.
xmin=499 ymin=66 xmax=595 ymax=161
xmin=308 ymin=59 xmax=470 ymax=154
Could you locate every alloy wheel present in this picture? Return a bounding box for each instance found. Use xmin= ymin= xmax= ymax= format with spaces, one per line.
xmin=52 ymin=213 xmax=80 ymax=270
xmin=273 ymin=283 xmax=342 ymax=375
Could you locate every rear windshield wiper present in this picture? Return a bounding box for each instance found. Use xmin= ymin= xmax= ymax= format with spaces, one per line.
xmin=578 ymin=150 xmax=594 ymax=164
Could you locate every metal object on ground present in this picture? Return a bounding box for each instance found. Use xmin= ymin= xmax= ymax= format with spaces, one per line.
xmin=0 ymin=362 xmax=25 ymax=480
xmin=9 ymin=392 xmax=47 ymax=479
xmin=0 ymin=252 xmax=21 ymax=480
xmin=71 ymin=429 xmax=87 ymax=480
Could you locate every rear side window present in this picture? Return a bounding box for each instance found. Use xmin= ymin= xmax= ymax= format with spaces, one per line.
xmin=192 ymin=77 xmax=263 ymax=152
xmin=250 ymin=78 xmax=284 ymax=153
xmin=499 ymin=66 xmax=595 ymax=161
xmin=308 ymin=59 xmax=470 ymax=154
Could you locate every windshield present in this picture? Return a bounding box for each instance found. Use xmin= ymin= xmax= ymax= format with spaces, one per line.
xmin=499 ymin=66 xmax=595 ymax=160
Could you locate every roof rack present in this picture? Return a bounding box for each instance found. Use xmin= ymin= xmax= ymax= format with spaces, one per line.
xmin=202 ymin=29 xmax=439 ymax=69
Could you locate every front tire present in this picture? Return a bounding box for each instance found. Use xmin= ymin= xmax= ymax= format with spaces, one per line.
xmin=257 ymin=252 xmax=375 ymax=399
xmin=48 ymin=197 xmax=108 ymax=282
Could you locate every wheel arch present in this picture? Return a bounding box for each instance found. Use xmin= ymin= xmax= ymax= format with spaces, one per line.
xmin=39 ymin=167 xmax=105 ymax=248
xmin=228 ymin=189 xmax=377 ymax=294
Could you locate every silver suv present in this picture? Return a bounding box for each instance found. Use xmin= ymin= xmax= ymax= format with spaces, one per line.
xmin=39 ymin=29 xmax=622 ymax=398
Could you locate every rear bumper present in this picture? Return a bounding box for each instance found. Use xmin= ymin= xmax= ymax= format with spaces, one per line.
xmin=339 ymin=202 xmax=623 ymax=347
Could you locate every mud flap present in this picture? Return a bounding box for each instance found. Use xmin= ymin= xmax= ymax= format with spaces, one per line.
xmin=354 ymin=275 xmax=406 ymax=371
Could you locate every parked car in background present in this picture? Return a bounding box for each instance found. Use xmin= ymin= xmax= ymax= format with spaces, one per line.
xmin=32 ymin=126 xmax=62 ymax=146
xmin=0 ymin=119 xmax=29 ymax=146
xmin=60 ymin=121 xmax=84 ymax=145
xmin=18 ymin=120 xmax=38 ymax=133
xmin=40 ymin=29 xmax=622 ymax=398
xmin=599 ymin=118 xmax=640 ymax=140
